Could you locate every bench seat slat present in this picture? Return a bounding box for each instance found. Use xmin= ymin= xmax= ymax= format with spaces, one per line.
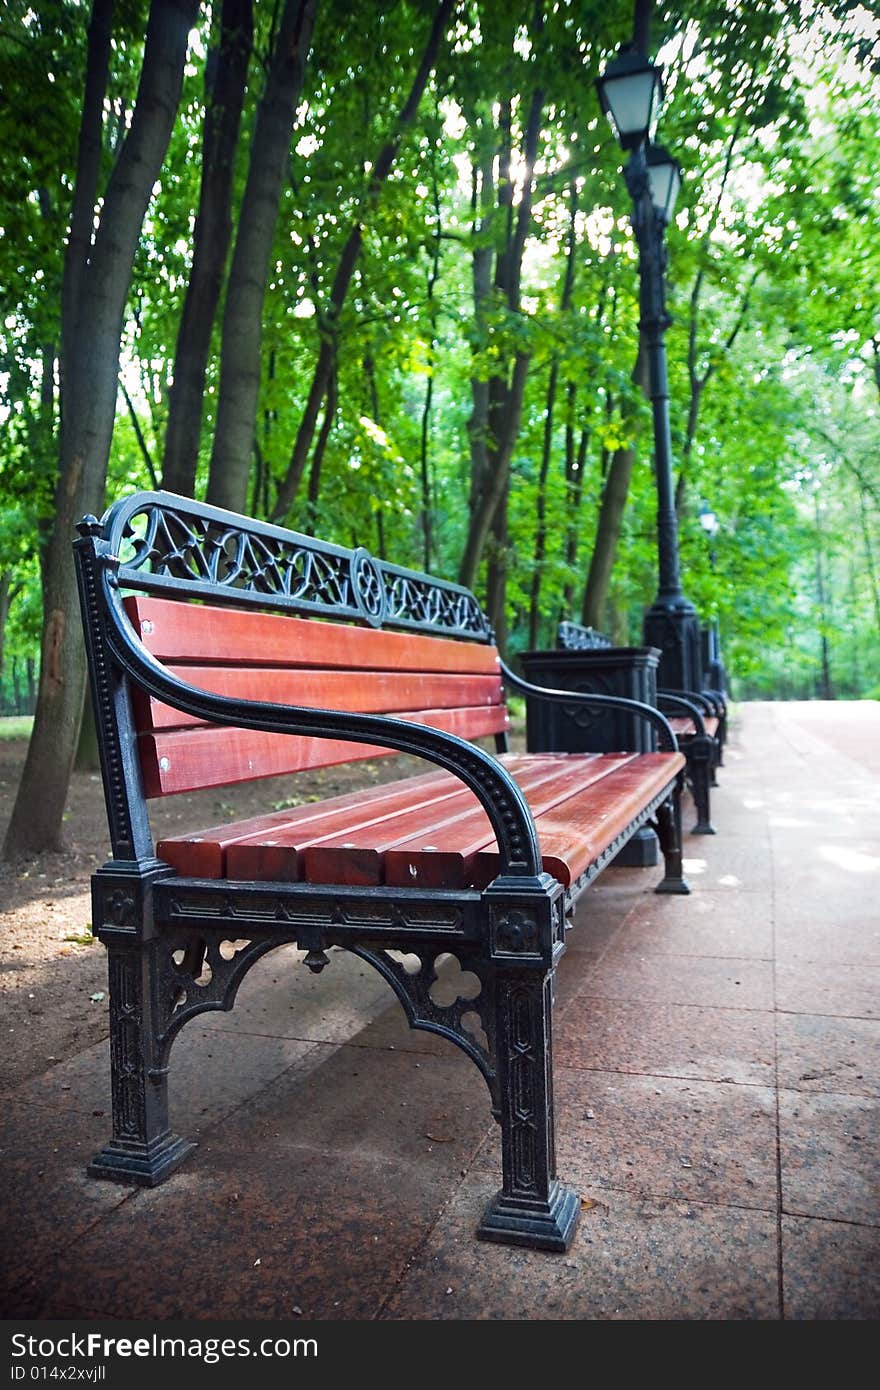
xmin=156 ymin=751 xmax=684 ymax=891
xmin=156 ymin=752 xmax=563 ymax=878
xmin=155 ymin=764 xmax=462 ymax=877
xmin=227 ymin=754 xmax=562 ymax=883
xmin=124 ymin=595 xmax=501 ymax=674
xmin=668 ymin=715 xmax=719 ymax=738
xmin=134 ymin=667 xmax=503 ymax=731
xmin=473 ymin=753 xmax=685 ymax=888
xmin=379 ymin=754 xmax=640 ymax=890
xmin=139 ymin=703 xmax=510 ymax=796
xmin=301 ymin=755 xmax=632 ymax=886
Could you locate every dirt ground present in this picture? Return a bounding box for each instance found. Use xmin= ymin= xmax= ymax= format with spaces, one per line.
xmin=0 ymin=735 xmax=445 ymax=1093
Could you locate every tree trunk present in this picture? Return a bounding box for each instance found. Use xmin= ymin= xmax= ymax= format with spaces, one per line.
xmin=458 ymin=68 xmax=544 ymax=593
xmin=527 ymin=359 xmax=559 ymax=649
xmin=486 ymin=475 xmax=509 ymax=649
xmin=3 ymin=0 xmax=198 ymax=859
xmin=0 ymin=573 xmax=23 ymax=690
xmin=418 ymin=154 xmax=443 ymax=572
xmin=271 ymin=0 xmax=455 ymax=524
xmin=206 ymin=0 xmax=318 ymax=513
xmin=560 ymin=410 xmax=590 ymax=620
xmin=528 ymin=180 xmax=577 ymax=647
xmin=581 ymin=348 xmax=647 ymax=629
xmin=162 ymin=0 xmax=253 ymax=497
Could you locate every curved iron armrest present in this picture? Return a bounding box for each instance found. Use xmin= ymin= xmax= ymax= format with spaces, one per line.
xmin=656 ymin=693 xmax=708 ymax=740
xmin=500 ymin=659 xmax=679 ymax=754
xmin=701 ymin=686 xmax=728 ymax=719
xmin=660 ymin=687 xmax=716 ymax=718
xmin=96 ymin=554 xmax=543 ymax=883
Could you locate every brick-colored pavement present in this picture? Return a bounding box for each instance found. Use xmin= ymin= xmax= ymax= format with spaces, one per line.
xmin=1 ymin=702 xmax=878 ymax=1320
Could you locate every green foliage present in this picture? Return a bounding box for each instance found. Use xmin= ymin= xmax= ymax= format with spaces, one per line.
xmin=1 ymin=0 xmax=878 ymax=705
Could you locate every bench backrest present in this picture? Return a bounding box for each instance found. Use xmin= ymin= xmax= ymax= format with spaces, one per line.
xmin=557 ymin=621 xmax=612 ymax=651
xmin=126 ymin=595 xmax=507 ymax=796
xmin=86 ymin=492 xmax=506 ymax=800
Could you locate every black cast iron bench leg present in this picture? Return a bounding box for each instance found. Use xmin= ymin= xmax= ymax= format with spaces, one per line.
xmin=688 ymin=736 xmax=716 ymax=835
xmin=88 ymin=937 xmax=196 ymax=1187
xmin=654 ymin=786 xmax=691 ymax=895
xmin=478 ymin=963 xmax=580 ymax=1252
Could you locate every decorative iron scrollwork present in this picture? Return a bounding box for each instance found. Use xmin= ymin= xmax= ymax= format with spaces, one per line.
xmin=492 ymin=908 xmax=540 ymax=955
xmin=100 ymin=492 xmax=493 ymax=642
xmin=557 ymin=621 xmax=612 ymax=651
xmin=352 ymin=945 xmax=498 ymax=1103
xmin=154 ymin=935 xmax=281 ymax=1058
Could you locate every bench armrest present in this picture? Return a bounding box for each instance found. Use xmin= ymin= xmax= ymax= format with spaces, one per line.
xmin=660 ymin=687 xmax=725 ymax=721
xmin=656 ymin=693 xmax=708 ymax=739
xmin=90 ymin=543 xmax=543 ymax=882
xmin=500 ymin=660 xmax=679 ymax=753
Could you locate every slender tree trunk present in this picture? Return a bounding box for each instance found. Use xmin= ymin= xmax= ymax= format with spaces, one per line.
xmin=418 ymin=151 xmax=443 ymax=572
xmin=162 ymin=0 xmax=253 ymax=496
xmin=560 ymin=413 xmax=590 ymax=619
xmin=465 ymin=141 xmax=494 ymax=518
xmin=0 ymin=574 xmax=23 ymax=690
xmin=528 ymin=179 xmax=577 ymax=646
xmin=4 ymin=0 xmax=198 ymax=859
xmin=12 ymin=659 xmax=22 ymax=716
xmin=458 ymin=48 xmax=544 ymax=592
xmin=858 ymin=486 xmax=880 ymax=636
xmin=206 ymin=0 xmax=318 ymax=513
xmin=528 ymin=359 xmax=559 ymax=649
xmin=305 ymin=366 xmax=337 ymax=526
xmin=814 ymin=491 xmax=833 ymax=699
xmin=486 ymin=476 xmax=509 ymax=648
xmin=271 ymin=0 xmax=454 ymax=523
xmin=581 ymin=348 xmax=647 ymax=628
xmin=120 ymin=379 xmax=159 ymax=487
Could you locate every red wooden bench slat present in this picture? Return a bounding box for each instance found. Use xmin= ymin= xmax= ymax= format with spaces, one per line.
xmin=139 ymin=703 xmax=509 ymax=797
xmin=156 ymin=754 xmax=541 ymax=878
xmin=155 ymin=765 xmax=459 ymax=877
xmin=472 ymin=752 xmax=686 ymax=888
xmin=124 ymin=595 xmax=501 ymax=674
xmin=134 ymin=667 xmax=503 ymax=731
xmin=298 ymin=755 xmax=603 ymax=886
xmin=668 ymin=715 xmax=719 ymax=738
xmin=377 ymin=754 xmax=641 ymax=890
xmin=224 ymin=754 xmax=544 ymax=883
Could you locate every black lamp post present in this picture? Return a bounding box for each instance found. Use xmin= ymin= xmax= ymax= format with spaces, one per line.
xmin=596 ymin=47 xmax=702 ymax=692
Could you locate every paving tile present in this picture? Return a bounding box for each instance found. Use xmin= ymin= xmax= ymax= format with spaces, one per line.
xmin=617 ymin=891 xmax=773 ymax=960
xmin=782 ymin=1216 xmax=880 ymax=1319
xmin=778 ymin=1089 xmax=880 ymax=1225
xmin=774 ymin=918 xmax=880 ymax=968
xmin=776 ymin=1013 xmax=880 ymax=1097
xmin=198 ymin=943 xmax=391 ymax=1040
xmin=220 ymin=1039 xmax=492 ymax=1174
xmin=7 ymin=1030 xmax=318 ymax=1136
xmin=0 ymin=1100 xmax=133 ymax=1298
xmin=587 ymin=950 xmax=774 ymax=1011
xmin=381 ymin=1175 xmax=779 ymax=1320
xmin=776 ymin=962 xmax=879 ymax=1019
xmin=681 ymin=842 xmax=772 ymax=892
xmin=474 ymin=1069 xmax=778 ymax=1210
xmin=23 ymin=1147 xmax=443 ymax=1320
xmin=556 ymin=995 xmax=775 ymax=1086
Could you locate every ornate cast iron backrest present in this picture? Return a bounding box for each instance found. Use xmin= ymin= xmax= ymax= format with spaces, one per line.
xmin=557 ymin=621 xmax=613 ymax=652
xmin=102 ymin=491 xmax=493 ymax=642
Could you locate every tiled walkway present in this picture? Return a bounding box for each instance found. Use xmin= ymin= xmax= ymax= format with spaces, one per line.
xmin=1 ymin=702 xmax=878 ymax=1319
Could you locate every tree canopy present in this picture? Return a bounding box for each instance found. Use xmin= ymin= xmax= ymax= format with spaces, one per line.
xmin=1 ymin=0 xmax=878 ymax=853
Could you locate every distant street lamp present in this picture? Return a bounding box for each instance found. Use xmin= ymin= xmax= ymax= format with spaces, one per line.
xmin=596 ymin=46 xmax=701 ymax=691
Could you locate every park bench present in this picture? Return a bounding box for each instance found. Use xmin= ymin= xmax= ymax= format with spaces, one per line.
xmin=556 ymin=621 xmax=725 ymax=835
xmin=74 ymin=491 xmax=688 ymax=1253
